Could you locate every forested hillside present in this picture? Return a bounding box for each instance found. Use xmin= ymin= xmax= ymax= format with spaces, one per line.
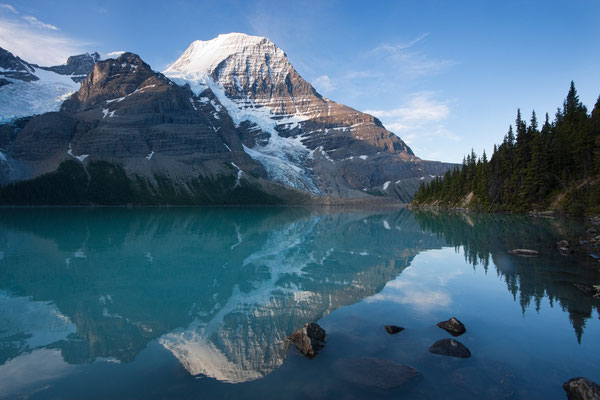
xmin=412 ymin=82 xmax=600 ymax=214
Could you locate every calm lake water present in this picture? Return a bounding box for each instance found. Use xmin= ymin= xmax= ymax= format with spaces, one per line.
xmin=0 ymin=207 xmax=599 ymax=399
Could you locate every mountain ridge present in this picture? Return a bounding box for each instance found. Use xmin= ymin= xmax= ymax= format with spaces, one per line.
xmin=0 ymin=34 xmax=455 ymax=204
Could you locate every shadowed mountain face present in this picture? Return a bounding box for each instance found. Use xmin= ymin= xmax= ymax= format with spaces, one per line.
xmin=0 ymin=207 xmax=443 ymax=383
xmin=413 ymin=210 xmax=600 ymax=343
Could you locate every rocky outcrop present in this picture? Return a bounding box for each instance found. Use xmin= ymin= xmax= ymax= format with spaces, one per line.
xmin=334 ymin=357 xmax=420 ymax=389
xmin=437 ymin=317 xmax=466 ymax=337
xmin=0 ymin=48 xmax=37 ymax=82
xmin=36 ymin=52 xmax=100 ymax=82
xmin=287 ymin=322 xmax=326 ymax=359
xmin=562 ymin=377 xmax=600 ymax=400
xmin=429 ymin=338 xmax=471 ymax=358
xmin=384 ymin=325 xmax=405 ymax=334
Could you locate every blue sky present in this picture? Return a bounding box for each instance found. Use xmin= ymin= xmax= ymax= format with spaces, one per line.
xmin=1 ymin=0 xmax=599 ymax=163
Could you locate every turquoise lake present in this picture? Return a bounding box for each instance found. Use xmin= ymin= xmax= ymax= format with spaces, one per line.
xmin=0 ymin=207 xmax=599 ymax=399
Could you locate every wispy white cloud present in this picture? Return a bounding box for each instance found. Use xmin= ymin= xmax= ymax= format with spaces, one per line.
xmin=369 ymin=33 xmax=455 ymax=77
xmin=106 ymin=51 xmax=126 ymax=58
xmin=364 ymin=91 xmax=459 ymax=158
xmin=366 ymin=91 xmax=450 ymax=123
xmin=312 ymin=74 xmax=335 ymax=94
xmin=22 ymin=15 xmax=59 ymax=31
xmin=0 ymin=3 xmax=17 ymax=13
xmin=0 ymin=4 xmax=87 ymax=65
xmin=370 ymin=32 xmax=430 ymax=54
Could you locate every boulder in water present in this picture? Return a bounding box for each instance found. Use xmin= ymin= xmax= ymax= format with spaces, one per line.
xmin=288 ymin=322 xmax=326 ymax=359
xmin=562 ymin=377 xmax=600 ymax=400
xmin=437 ymin=317 xmax=466 ymax=336
xmin=429 ymin=338 xmax=471 ymax=358
xmin=385 ymin=325 xmax=405 ymax=335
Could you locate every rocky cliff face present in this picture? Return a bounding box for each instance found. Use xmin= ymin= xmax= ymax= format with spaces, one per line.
xmin=35 ymin=52 xmax=101 ymax=82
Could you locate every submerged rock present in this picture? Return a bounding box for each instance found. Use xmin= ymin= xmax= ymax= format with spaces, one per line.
xmin=557 ymin=240 xmax=573 ymax=255
xmin=508 ymin=249 xmax=539 ymax=257
xmin=562 ymin=377 xmax=600 ymax=400
xmin=287 ymin=322 xmax=326 ymax=359
xmin=429 ymin=338 xmax=471 ymax=358
xmin=437 ymin=317 xmax=466 ymax=336
xmin=385 ymin=325 xmax=405 ymax=335
xmin=334 ymin=357 xmax=420 ymax=389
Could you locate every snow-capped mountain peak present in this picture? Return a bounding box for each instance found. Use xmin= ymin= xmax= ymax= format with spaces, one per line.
xmin=162 ymin=33 xmax=439 ymax=198
xmin=165 ymin=33 xmax=286 ymax=80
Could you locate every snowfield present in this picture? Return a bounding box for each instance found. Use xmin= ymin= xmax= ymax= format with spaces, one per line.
xmin=0 ymin=67 xmax=80 ymax=123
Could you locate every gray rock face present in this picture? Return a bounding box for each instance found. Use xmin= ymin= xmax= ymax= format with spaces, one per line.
xmin=0 ymin=47 xmax=37 ymax=82
xmin=287 ymin=322 xmax=326 ymax=359
xmin=437 ymin=317 xmax=467 ymax=337
xmin=563 ymin=377 xmax=600 ymax=400
xmin=334 ymin=357 xmax=420 ymax=389
xmin=36 ymin=52 xmax=101 ymax=82
xmin=429 ymin=338 xmax=471 ymax=358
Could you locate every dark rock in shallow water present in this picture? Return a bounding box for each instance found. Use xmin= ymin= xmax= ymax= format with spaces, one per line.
xmin=334 ymin=357 xmax=420 ymax=389
xmin=437 ymin=317 xmax=466 ymax=336
xmin=287 ymin=322 xmax=326 ymax=359
xmin=384 ymin=325 xmax=405 ymax=335
xmin=429 ymin=338 xmax=471 ymax=358
xmin=508 ymin=249 xmax=539 ymax=257
xmin=557 ymin=240 xmax=572 ymax=255
xmin=563 ymin=377 xmax=600 ymax=400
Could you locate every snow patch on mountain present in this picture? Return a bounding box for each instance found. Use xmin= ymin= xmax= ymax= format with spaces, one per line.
xmin=166 ymin=72 xmax=319 ymax=193
xmin=0 ymin=67 xmax=80 ymax=122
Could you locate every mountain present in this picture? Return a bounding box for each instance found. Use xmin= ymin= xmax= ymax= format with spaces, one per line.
xmin=0 ymin=52 xmax=324 ymax=204
xmin=0 ymin=48 xmax=99 ymax=122
xmin=0 ymin=34 xmax=455 ymax=205
xmin=165 ymin=33 xmax=454 ymax=201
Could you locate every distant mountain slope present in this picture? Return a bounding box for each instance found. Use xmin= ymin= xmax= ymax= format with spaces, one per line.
xmin=0 ymin=48 xmax=99 ymax=122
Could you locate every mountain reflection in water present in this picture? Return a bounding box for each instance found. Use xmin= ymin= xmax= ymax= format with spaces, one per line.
xmin=0 ymin=208 xmax=441 ymax=383
xmin=0 ymin=207 xmax=598 ymax=399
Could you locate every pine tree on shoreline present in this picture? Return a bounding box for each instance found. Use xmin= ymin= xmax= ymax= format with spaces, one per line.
xmin=412 ymin=82 xmax=600 ymax=214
